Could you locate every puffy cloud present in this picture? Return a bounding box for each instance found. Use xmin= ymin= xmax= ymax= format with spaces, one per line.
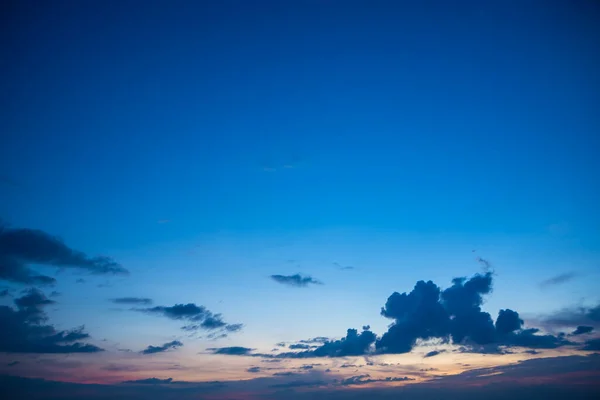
xmin=0 ymin=290 xmax=103 ymax=353
xmin=141 ymin=340 xmax=183 ymax=355
xmin=572 ymin=326 xmax=594 ymax=335
xmin=136 ymin=303 xmax=242 ymax=335
xmin=0 ymin=225 xmax=127 ymax=286
xmin=495 ymin=309 xmax=523 ymax=335
xmin=111 ymin=297 xmax=153 ymax=305
xmin=270 ymin=274 xmax=322 ymax=287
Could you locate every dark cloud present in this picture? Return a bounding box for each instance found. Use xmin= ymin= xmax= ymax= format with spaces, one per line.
xmin=535 ymin=303 xmax=600 ymax=331
xmin=111 ymin=297 xmax=153 ymax=305
xmin=572 ymin=326 xmax=594 ymax=335
xmin=298 ymin=337 xmax=330 ymax=344
xmin=123 ymin=378 xmax=174 ymax=384
xmin=7 ymin=361 xmax=19 ymax=366
xmin=340 ymin=374 xmax=415 ymax=386
xmin=540 ymin=272 xmax=577 ymax=288
xmin=0 ymin=225 xmax=127 ymax=286
xmin=582 ymin=338 xmax=600 ymax=351
xmin=141 ymin=340 xmax=183 ymax=355
xmin=208 ymin=346 xmax=254 ymax=355
xmin=289 ymin=344 xmax=311 ymax=349
xmin=137 ymin=303 xmax=242 ymax=335
xmin=523 ymin=350 xmax=541 ymax=355
xmin=49 ymin=291 xmax=61 ymax=297
xmin=424 ymin=350 xmax=445 ymax=358
xmin=272 ymin=327 xmax=376 ymax=358
xmin=247 ymin=367 xmax=261 ymax=373
xmin=0 ymin=290 xmax=103 ymax=353
xmin=273 ymin=371 xmax=296 ymax=376
xmin=270 ymin=274 xmax=322 ymax=287
xmin=1 ymin=288 xmax=12 ymax=297
xmin=299 ymin=365 xmax=313 ymax=370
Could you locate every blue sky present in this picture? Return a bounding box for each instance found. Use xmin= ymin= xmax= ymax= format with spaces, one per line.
xmin=1 ymin=0 xmax=599 ymax=397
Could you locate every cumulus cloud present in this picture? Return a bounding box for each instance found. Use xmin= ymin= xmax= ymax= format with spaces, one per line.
xmin=270 ymin=274 xmax=322 ymax=287
xmin=0 ymin=225 xmax=127 ymax=285
xmin=111 ymin=297 xmax=153 ymax=305
xmin=540 ymin=272 xmax=577 ymax=288
xmin=0 ymin=289 xmax=103 ymax=353
xmin=141 ymin=341 xmax=183 ymax=355
xmin=136 ymin=303 xmax=242 ymax=335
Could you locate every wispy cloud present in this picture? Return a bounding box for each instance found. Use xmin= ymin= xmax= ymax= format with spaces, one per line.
xmin=270 ymin=274 xmax=322 ymax=287
xmin=111 ymin=297 xmax=153 ymax=305
xmin=141 ymin=340 xmax=183 ymax=355
xmin=540 ymin=272 xmax=577 ymax=288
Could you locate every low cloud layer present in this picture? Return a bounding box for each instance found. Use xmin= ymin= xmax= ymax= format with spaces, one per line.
xmin=0 ymin=289 xmax=103 ymax=353
xmin=135 ymin=303 xmax=242 ymax=336
xmin=141 ymin=341 xmax=183 ymax=355
xmin=0 ymin=225 xmax=127 ymax=285
xmin=270 ymin=274 xmax=322 ymax=287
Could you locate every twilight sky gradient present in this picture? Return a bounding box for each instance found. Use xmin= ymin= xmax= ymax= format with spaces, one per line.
xmin=1 ymin=1 xmax=599 ymax=398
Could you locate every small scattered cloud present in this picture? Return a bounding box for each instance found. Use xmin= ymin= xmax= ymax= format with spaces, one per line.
xmin=136 ymin=303 xmax=242 ymax=335
xmin=208 ymin=346 xmax=254 ymax=355
xmin=424 ymin=349 xmax=446 ymax=358
xmin=111 ymin=297 xmax=153 ymax=305
xmin=7 ymin=361 xmax=19 ymax=367
xmin=270 ymin=274 xmax=322 ymax=287
xmin=340 ymin=374 xmax=415 ymax=386
xmin=141 ymin=340 xmax=183 ymax=355
xmin=247 ymin=367 xmax=261 ymax=373
xmin=540 ymin=272 xmax=577 ymax=288
xmin=572 ymin=326 xmax=594 ymax=335
xmin=289 ymin=344 xmax=311 ymax=350
xmin=475 ymin=257 xmax=492 ymax=271
xmin=75 ymin=278 xmax=86 ymax=284
xmin=333 ymin=262 xmax=354 ymax=271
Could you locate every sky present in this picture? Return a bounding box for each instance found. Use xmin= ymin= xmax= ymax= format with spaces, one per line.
xmin=1 ymin=0 xmax=599 ymax=398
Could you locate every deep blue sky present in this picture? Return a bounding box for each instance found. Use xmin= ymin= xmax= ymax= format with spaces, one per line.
xmin=1 ymin=0 xmax=599 ymax=391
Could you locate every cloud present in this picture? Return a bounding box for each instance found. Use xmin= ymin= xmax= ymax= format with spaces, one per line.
xmin=75 ymin=279 xmax=86 ymax=284
xmin=572 ymin=326 xmax=594 ymax=335
xmin=340 ymin=374 xmax=415 ymax=386
xmin=123 ymin=377 xmax=174 ymax=384
xmin=7 ymin=361 xmax=19 ymax=366
xmin=111 ymin=297 xmax=153 ymax=305
xmin=535 ymin=303 xmax=600 ymax=331
xmin=540 ymin=272 xmax=577 ymax=288
xmin=334 ymin=262 xmax=354 ymax=271
xmin=0 ymin=289 xmax=103 ymax=353
xmin=270 ymin=274 xmax=322 ymax=287
xmin=582 ymin=338 xmax=600 ymax=351
xmin=49 ymin=291 xmax=61 ymax=297
xmin=289 ymin=344 xmax=311 ymax=349
xmin=136 ymin=303 xmax=242 ymax=335
xmin=268 ymin=380 xmax=327 ymax=389
xmin=424 ymin=350 xmax=445 ymax=358
xmin=208 ymin=346 xmax=254 ymax=355
xmin=298 ymin=337 xmax=330 ymax=344
xmin=247 ymin=367 xmax=261 ymax=373
xmin=1 ymin=288 xmax=13 ymax=297
xmin=475 ymin=257 xmax=492 ymax=271
xmin=0 ymin=225 xmax=127 ymax=285
xmin=141 ymin=340 xmax=183 ymax=355
xmin=271 ymin=327 xmax=376 ymax=358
